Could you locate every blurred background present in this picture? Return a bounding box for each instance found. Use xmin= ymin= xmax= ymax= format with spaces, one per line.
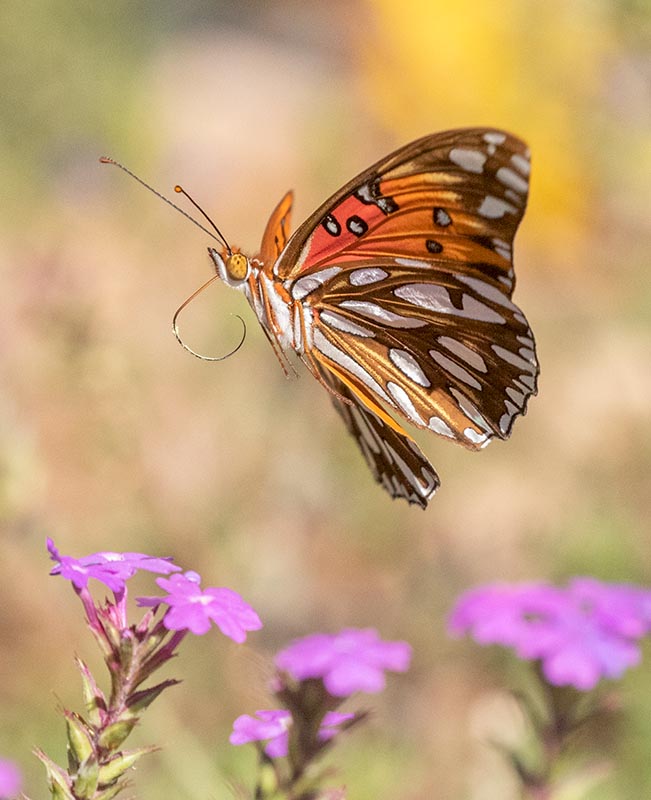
xmin=1 ymin=1 xmax=650 ymax=797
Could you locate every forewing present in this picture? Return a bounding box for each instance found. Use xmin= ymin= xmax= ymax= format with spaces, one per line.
xmin=275 ymin=128 xmax=530 ymax=297
xmin=319 ymin=366 xmax=439 ymax=508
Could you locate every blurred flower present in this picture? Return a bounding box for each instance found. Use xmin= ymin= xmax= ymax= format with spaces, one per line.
xmin=230 ymin=709 xmax=354 ymax=758
xmin=0 ymin=759 xmax=21 ymax=799
xmin=276 ymin=628 xmax=412 ymax=697
xmin=138 ymin=570 xmax=262 ymax=641
xmin=449 ymin=579 xmax=651 ymax=689
xmin=41 ymin=540 xmax=262 ymax=799
xmin=47 ymin=537 xmax=179 ymax=593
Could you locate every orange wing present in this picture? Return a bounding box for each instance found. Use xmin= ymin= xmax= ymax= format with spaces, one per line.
xmin=258 ymin=190 xmax=293 ymax=267
xmin=255 ymin=129 xmax=537 ymax=506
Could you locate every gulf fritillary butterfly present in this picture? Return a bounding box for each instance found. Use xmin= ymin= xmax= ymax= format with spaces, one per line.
xmin=106 ymin=128 xmax=539 ymax=508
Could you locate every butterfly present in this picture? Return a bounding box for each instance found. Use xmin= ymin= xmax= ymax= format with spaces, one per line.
xmin=108 ymin=128 xmax=538 ymax=508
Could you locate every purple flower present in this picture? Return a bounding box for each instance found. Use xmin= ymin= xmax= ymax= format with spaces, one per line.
xmin=47 ymin=538 xmax=179 ymax=593
xmin=275 ymin=628 xmax=412 ymax=697
xmin=0 ymin=759 xmax=22 ymax=799
xmin=230 ymin=710 xmax=354 ymax=758
xmin=448 ymin=579 xmax=651 ymax=690
xmin=138 ymin=571 xmax=262 ymax=641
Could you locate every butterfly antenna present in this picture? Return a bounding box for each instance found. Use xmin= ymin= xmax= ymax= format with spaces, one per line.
xmin=99 ymin=156 xmax=223 ymax=245
xmin=174 ymin=184 xmax=232 ymax=256
xmin=172 ymin=274 xmax=247 ymax=361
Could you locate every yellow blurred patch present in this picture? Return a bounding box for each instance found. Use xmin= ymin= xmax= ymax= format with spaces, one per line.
xmin=362 ymin=0 xmax=615 ymax=267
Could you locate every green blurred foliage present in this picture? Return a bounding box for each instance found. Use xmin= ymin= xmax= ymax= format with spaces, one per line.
xmin=0 ymin=1 xmax=650 ymax=798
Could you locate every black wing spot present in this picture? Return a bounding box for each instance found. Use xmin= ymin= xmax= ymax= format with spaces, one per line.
xmin=426 ymin=239 xmax=443 ymax=254
xmin=346 ymin=215 xmax=369 ymax=237
xmin=433 ymin=207 xmax=452 ymax=227
xmin=377 ymin=196 xmax=399 ymax=214
xmin=322 ymin=214 xmax=341 ymax=237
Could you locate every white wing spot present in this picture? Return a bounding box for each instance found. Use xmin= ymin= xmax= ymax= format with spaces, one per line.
xmin=519 ymin=373 xmax=536 ymax=390
xmin=438 ymin=336 xmax=488 ymax=372
xmin=429 ymin=416 xmax=455 ymax=438
xmin=492 ymin=344 xmax=533 ymax=373
xmin=319 ymin=310 xmax=375 ymax=338
xmin=511 ymin=153 xmax=531 ymax=176
xmin=430 ymin=349 xmax=482 ymax=390
xmin=505 ymin=400 xmax=519 ymax=417
xmin=292 ymin=266 xmax=342 ymax=300
xmin=394 ymin=284 xmax=506 ymax=324
xmin=483 ymin=131 xmax=507 ymax=145
xmin=349 ymin=267 xmax=389 ymax=286
xmin=519 ymin=347 xmax=536 ymax=364
xmin=504 ymin=189 xmax=524 ymax=206
xmin=506 ymin=386 xmax=525 ymax=407
xmin=456 ymin=274 xmax=515 ymax=310
xmin=461 ymin=295 xmax=506 ymax=324
xmin=389 ymin=348 xmax=431 ymax=388
xmin=385 ymin=442 xmax=434 ymax=496
xmin=478 ymin=196 xmax=518 ymax=219
xmin=449 ymin=148 xmax=487 ymax=173
xmin=492 ymin=237 xmax=512 ymax=261
xmin=450 ymin=387 xmax=492 ymax=433
xmin=386 ymin=381 xmax=425 ymax=425
xmin=394 ymin=257 xmax=432 ymax=269
xmin=464 ymin=427 xmax=489 ymax=445
xmin=313 ymin=329 xmax=393 ymax=405
xmin=338 ymin=300 xmax=427 ymax=329
xmin=434 ymin=208 xmax=452 ymax=226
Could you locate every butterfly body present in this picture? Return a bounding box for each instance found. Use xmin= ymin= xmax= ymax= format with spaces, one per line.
xmin=207 ymin=129 xmax=538 ymax=508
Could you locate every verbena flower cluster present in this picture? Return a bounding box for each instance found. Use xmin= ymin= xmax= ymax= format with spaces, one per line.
xmin=14 ymin=539 xmax=647 ymax=800
xmin=37 ymin=539 xmax=412 ymax=800
xmin=449 ymin=577 xmax=651 ymax=689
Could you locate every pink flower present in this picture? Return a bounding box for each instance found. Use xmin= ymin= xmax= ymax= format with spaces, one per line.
xmin=449 ymin=579 xmax=651 ymax=690
xmin=0 ymin=759 xmax=22 ymax=799
xmin=139 ymin=571 xmax=262 ymax=641
xmin=230 ymin=710 xmax=354 ymax=758
xmin=48 ymin=538 xmax=179 ymax=593
xmin=275 ymin=628 xmax=412 ymax=697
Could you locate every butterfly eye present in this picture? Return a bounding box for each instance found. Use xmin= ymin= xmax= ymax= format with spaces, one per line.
xmin=226 ymin=253 xmax=249 ymax=281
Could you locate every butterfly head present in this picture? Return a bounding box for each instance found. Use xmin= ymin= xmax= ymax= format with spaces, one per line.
xmin=208 ymin=247 xmax=250 ymax=287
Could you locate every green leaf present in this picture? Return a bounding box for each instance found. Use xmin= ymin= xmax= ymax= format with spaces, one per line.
xmin=93 ymin=779 xmax=129 ymax=800
xmin=97 ymin=746 xmax=157 ymax=785
xmin=76 ymin=657 xmax=106 ymax=727
xmin=73 ymin=756 xmax=100 ymax=799
xmin=98 ymin=718 xmax=138 ymax=750
xmin=33 ymin=748 xmax=74 ymax=800
xmin=126 ymin=679 xmax=181 ymax=714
